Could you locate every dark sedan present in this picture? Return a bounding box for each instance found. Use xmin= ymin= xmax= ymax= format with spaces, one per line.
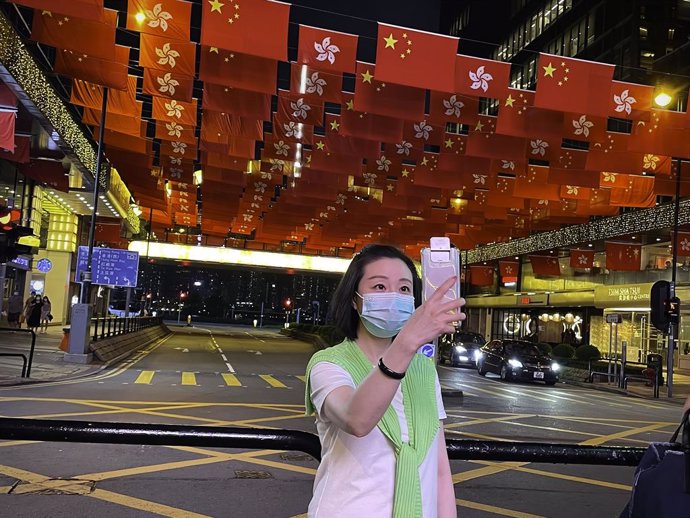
xmin=439 ymin=331 xmax=486 ymax=367
xmin=476 ymin=339 xmax=560 ymax=385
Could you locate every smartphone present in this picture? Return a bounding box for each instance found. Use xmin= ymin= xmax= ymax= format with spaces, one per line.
xmin=421 ymin=237 xmax=461 ymax=316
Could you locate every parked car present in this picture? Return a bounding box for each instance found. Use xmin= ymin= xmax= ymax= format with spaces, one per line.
xmin=439 ymin=331 xmax=486 ymax=367
xmin=476 ymin=339 xmax=560 ymax=385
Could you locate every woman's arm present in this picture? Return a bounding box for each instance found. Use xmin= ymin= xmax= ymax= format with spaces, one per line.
xmin=437 ymin=426 xmax=457 ymax=518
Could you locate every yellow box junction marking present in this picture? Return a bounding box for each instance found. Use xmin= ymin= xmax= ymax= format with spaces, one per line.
xmin=295 ymin=375 xmax=307 ymax=383
xmin=181 ymin=372 xmax=197 ymax=386
xmin=221 ymin=373 xmax=241 ymax=386
xmin=134 ymin=371 xmax=155 ymax=384
xmin=260 ymin=374 xmax=287 ymax=388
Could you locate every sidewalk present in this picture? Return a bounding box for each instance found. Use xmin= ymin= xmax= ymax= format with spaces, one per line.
xmin=566 ymin=371 xmax=690 ymax=405
xmin=0 ymin=326 xmax=104 ymax=386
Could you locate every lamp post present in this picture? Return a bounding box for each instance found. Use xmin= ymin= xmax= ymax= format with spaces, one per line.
xmin=177 ymin=291 xmax=186 ymax=324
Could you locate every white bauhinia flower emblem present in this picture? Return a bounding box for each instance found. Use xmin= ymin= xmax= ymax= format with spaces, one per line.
xmin=504 ymin=266 xmax=513 ymax=274
xmin=171 ymin=141 xmax=186 ymax=154
xmin=145 ymin=3 xmax=172 ymax=31
xmin=566 ymin=185 xmax=579 ymax=195
xmin=156 ymin=43 xmax=179 ymax=68
xmin=169 ymin=156 xmax=182 ymax=166
xmin=274 ymin=140 xmax=290 ymax=157
xmin=178 ymin=182 xmax=188 ymax=190
xmin=530 ymin=139 xmax=549 ymax=156
xmin=538 ymin=199 xmax=549 ymax=206
xmin=501 ymin=160 xmax=515 ymax=170
xmin=305 ymin=72 xmax=327 ymax=96
xmin=572 ymin=115 xmax=594 ymax=137
xmin=314 ymin=36 xmax=340 ymax=64
xmin=376 ymin=155 xmax=391 ymax=172
xmin=243 ymin=214 xmax=253 ymax=222
xmin=260 ymin=171 xmax=272 ymax=180
xmin=165 ymin=122 xmax=183 ymax=137
xmin=250 ymin=202 xmax=260 ymax=209
xmin=363 ymin=172 xmax=377 ymax=186
xmin=319 ymin=211 xmax=329 ymax=219
xmin=169 ymin=168 xmax=182 ymax=179
xmin=165 ymin=100 xmax=184 ymax=119
xmin=335 ymin=193 xmax=347 ymax=205
xmin=681 ymin=238 xmax=690 ymax=252
xmin=469 ymin=66 xmax=493 ymax=92
xmin=157 ymin=73 xmax=179 ymax=95
xmin=396 ymin=140 xmax=412 ymax=155
xmin=283 ymin=122 xmax=298 ymax=138
xmin=443 ymin=94 xmax=464 ymax=117
xmin=269 ymin=159 xmax=285 ymax=172
xmin=290 ymin=98 xmax=311 ymax=120
xmin=253 ymin=195 xmax=263 ymax=202
xmin=304 ymin=222 xmax=314 ymax=231
xmin=327 ymin=205 xmax=336 ymax=211
xmin=613 ymin=89 xmax=637 ymax=115
xmin=643 ymin=154 xmax=660 ymax=170
xmin=472 ymin=174 xmax=487 ymax=185
xmin=603 ymin=172 xmax=617 ymax=183
xmin=254 ymin=182 xmax=267 ymax=193
xmin=578 ymin=254 xmax=589 ymax=265
xmin=414 ymin=120 xmax=432 ymax=140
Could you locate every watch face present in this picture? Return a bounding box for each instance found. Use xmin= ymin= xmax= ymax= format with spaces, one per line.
xmin=37 ymin=258 xmax=53 ymax=273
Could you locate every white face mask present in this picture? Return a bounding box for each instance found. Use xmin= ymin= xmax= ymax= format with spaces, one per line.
xmin=356 ymin=292 xmax=415 ymax=338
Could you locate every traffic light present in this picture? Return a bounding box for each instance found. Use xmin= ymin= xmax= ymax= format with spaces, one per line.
xmin=650 ymin=281 xmax=681 ymax=332
xmin=0 ymin=225 xmax=33 ymax=263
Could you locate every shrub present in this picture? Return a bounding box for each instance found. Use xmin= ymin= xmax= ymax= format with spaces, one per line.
xmin=317 ymin=325 xmax=345 ymax=346
xmin=551 ymin=343 xmax=576 ymax=360
xmin=574 ymin=344 xmax=602 ymax=362
xmin=535 ymin=342 xmax=553 ymax=356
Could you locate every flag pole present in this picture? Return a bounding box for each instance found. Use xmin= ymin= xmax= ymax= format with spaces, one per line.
xmin=667 ymin=158 xmax=682 ymax=397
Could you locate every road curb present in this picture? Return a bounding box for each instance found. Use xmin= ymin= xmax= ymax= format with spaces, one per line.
xmin=441 ymin=389 xmax=464 ymax=398
xmin=562 ymin=379 xmax=686 ymax=405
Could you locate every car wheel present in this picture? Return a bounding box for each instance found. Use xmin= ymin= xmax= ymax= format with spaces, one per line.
xmin=477 ymin=360 xmax=487 ymax=376
xmin=500 ymin=364 xmax=511 ymax=381
xmin=545 ymin=380 xmax=556 ymax=386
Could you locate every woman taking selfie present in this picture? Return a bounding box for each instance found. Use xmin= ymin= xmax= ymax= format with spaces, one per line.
xmin=305 ymin=244 xmax=464 ymax=518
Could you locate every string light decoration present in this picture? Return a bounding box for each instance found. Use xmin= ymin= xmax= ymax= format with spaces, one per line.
xmin=467 ymin=200 xmax=690 ymax=264
xmin=0 ymin=12 xmax=97 ymax=177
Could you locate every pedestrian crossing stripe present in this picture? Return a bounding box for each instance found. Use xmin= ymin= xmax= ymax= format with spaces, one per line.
xmin=181 ymin=372 xmax=197 ymax=386
xmin=134 ymin=371 xmax=155 ymax=384
xmin=259 ymin=374 xmax=288 ymax=388
xmin=129 ymin=372 xmax=301 ymax=388
xmin=222 ymin=373 xmax=241 ymax=386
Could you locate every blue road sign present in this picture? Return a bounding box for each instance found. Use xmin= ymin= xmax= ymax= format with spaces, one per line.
xmin=76 ymin=247 xmax=139 ymax=287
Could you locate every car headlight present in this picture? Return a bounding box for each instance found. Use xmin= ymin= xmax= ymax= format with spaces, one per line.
xmin=551 ymin=362 xmax=560 ymax=372
xmin=508 ymin=359 xmax=523 ymax=368
xmin=474 ymin=350 xmax=483 ymax=361
xmin=455 ymin=345 xmax=467 ymax=353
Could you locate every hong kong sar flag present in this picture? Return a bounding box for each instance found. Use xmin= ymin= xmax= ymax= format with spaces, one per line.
xmin=569 ymin=249 xmax=594 ymax=269
xmin=298 ymin=25 xmax=358 ymax=74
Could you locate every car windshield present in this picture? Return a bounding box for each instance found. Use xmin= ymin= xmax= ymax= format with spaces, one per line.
xmin=457 ymin=333 xmax=484 ymax=345
xmin=504 ymin=342 xmax=541 ymax=356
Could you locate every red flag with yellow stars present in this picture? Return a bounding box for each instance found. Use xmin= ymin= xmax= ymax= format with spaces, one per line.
xmin=54 ymin=47 xmax=129 ymax=90
xmin=469 ymin=266 xmax=494 ymax=286
xmin=201 ymin=0 xmax=290 ymax=61
xmin=466 ymin=116 xmax=527 ymax=161
xmin=534 ymin=53 xmax=615 ymax=117
xmin=70 ymin=76 xmax=139 ymax=115
xmin=198 ymin=47 xmax=277 ymax=95
xmin=353 ymin=63 xmax=425 ymax=120
xmin=529 ymin=255 xmax=561 ymax=276
xmin=608 ymin=175 xmax=656 ymax=208
xmin=375 ymin=23 xmax=458 ymax=93
xmin=203 ymin=84 xmax=271 ymax=120
xmin=139 ymin=33 xmax=196 ymax=77
xmin=455 ymin=54 xmax=511 ymax=100
xmin=584 ymin=132 xmax=630 ymax=171
xmin=341 ymin=93 xmax=404 ymax=143
xmin=11 ymin=0 xmax=104 ymax=21
xmin=126 ymin=0 xmax=191 ymax=41
xmin=514 ymin=165 xmax=560 ymax=201
xmin=605 ymin=242 xmax=641 ymax=271
xmin=298 ymin=25 xmax=358 ymax=74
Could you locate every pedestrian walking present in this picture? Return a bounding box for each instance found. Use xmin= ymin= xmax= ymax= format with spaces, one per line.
xmin=21 ymin=291 xmax=36 ymax=329
xmin=39 ymin=296 xmax=52 ymax=334
xmin=6 ymin=291 xmax=23 ymax=328
xmin=304 ymin=244 xmax=465 ymax=518
xmin=26 ymin=294 xmax=43 ymax=333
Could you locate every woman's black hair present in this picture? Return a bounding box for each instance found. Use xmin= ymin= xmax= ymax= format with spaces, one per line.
xmin=327 ymin=244 xmax=421 ymax=340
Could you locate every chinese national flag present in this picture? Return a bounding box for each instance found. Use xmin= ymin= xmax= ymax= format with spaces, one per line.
xmin=497 ymin=89 xmax=564 ymax=140
xmin=198 ymin=47 xmax=277 ymax=95
xmin=201 ymin=0 xmax=290 ymax=61
xmin=0 ymin=135 xmax=29 ymax=163
xmin=515 ymin=165 xmax=561 ymax=201
xmin=142 ymin=68 xmax=194 ymax=102
xmin=570 ymin=249 xmax=594 ymax=269
xmin=428 ymin=91 xmax=479 ymax=127
xmin=139 ymin=33 xmax=196 ymax=77
xmin=353 ymin=63 xmax=425 ymax=120
xmin=609 ymin=80 xmax=654 ymax=120
xmin=126 ymin=0 xmax=191 ymax=41
xmin=32 ymin=9 xmax=117 ymax=60
xmin=322 ymin=115 xmax=378 ymax=157
xmin=203 ymin=84 xmax=271 ymax=120
xmin=54 ymin=47 xmax=130 ymax=91
xmin=0 ymin=111 xmax=16 ymax=152
xmin=82 ymin=106 xmax=143 ymax=137
xmin=534 ymin=53 xmax=615 ymax=117
xmin=499 ymin=260 xmax=519 ymax=278
xmin=95 ymin=222 xmax=122 ymax=244
xmin=548 ymin=168 xmax=600 ymax=188
xmin=466 ymin=116 xmax=527 ymax=161
xmin=375 ymin=23 xmax=458 ymax=93
xmin=608 ymin=175 xmax=656 ymax=208
xmin=151 ymin=97 xmax=197 ymax=126
xmin=19 ymin=160 xmax=69 ymax=192
xmin=675 ymin=232 xmax=690 ymax=257
xmin=341 ymin=93 xmax=404 ymax=143
xmin=70 ymin=76 xmax=139 ymax=115
xmin=0 ymin=85 xmax=16 ymax=108
xmin=298 ymin=25 xmax=358 ymax=74
xmin=627 ymin=109 xmax=690 ymax=157
xmin=455 ymin=54 xmax=511 ymax=100
xmin=605 ymin=242 xmax=641 ymax=271
xmin=201 ymin=112 xmax=263 ymax=141
xmin=469 ymin=266 xmax=494 ymax=286
xmin=529 ymin=255 xmax=561 ymax=276
xmin=11 ymin=0 xmax=104 ymax=21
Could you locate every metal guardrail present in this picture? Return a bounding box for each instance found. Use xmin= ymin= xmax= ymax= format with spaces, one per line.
xmin=0 ymin=328 xmax=36 ymax=377
xmin=91 ymin=316 xmax=163 ymax=342
xmin=0 ymin=418 xmax=647 ymax=466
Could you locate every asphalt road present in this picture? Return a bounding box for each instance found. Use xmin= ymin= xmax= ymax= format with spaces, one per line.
xmin=0 ymin=326 xmax=683 ymax=518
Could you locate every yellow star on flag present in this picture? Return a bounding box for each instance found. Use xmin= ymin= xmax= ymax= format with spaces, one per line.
xmin=542 ymin=62 xmax=556 ymax=77
xmin=384 ymin=33 xmax=398 ymax=49
xmin=420 ymin=156 xmax=429 ymax=166
xmin=315 ymin=141 xmax=325 ymax=151
xmin=345 ymin=99 xmax=354 ymax=111
xmin=505 ymin=95 xmax=515 ymax=107
xmin=386 ymin=184 xmax=394 ymax=191
xmin=208 ymin=0 xmax=225 ymax=13
xmin=329 ymin=120 xmax=340 ymax=131
xmin=360 ymin=69 xmax=374 ymax=83
xmin=475 ymin=120 xmax=484 ymax=132
xmin=209 ymin=47 xmax=219 ymax=53
xmin=401 ymin=168 xmax=410 ymax=178
xmin=444 ymin=138 xmax=454 ymax=149
xmin=42 ymin=10 xmax=52 ymax=16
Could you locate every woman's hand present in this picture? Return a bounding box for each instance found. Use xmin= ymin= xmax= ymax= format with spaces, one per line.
xmin=393 ymin=276 xmax=465 ymax=352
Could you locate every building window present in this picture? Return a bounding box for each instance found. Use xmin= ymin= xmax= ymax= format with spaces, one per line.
xmin=639 ymin=26 xmax=648 ymax=40
xmin=640 ymin=50 xmax=655 ymax=69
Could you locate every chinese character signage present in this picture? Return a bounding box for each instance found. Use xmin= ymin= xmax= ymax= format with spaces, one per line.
xmin=75 ymin=247 xmax=139 ymax=287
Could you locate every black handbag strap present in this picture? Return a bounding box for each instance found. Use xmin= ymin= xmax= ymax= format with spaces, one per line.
xmin=670 ymin=408 xmax=690 ymax=444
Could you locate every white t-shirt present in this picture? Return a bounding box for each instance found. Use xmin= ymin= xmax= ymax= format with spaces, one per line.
xmin=308 ymin=360 xmax=447 ymax=518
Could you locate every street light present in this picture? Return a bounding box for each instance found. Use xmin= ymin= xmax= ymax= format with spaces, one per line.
xmin=177 ymin=291 xmax=187 ymax=324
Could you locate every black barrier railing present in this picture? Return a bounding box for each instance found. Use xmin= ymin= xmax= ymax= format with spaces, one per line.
xmin=91 ymin=316 xmax=163 ymax=342
xmin=0 ymin=328 xmax=36 ymax=377
xmin=0 ymin=417 xmax=647 ymax=466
